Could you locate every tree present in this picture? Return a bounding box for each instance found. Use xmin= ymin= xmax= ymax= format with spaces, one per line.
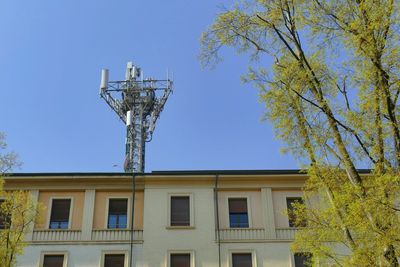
xmin=200 ymin=0 xmax=400 ymax=266
xmin=0 ymin=133 xmax=40 ymax=267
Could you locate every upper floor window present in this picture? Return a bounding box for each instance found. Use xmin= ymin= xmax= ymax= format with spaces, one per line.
xmin=232 ymin=253 xmax=252 ymax=267
xmin=294 ymin=252 xmax=312 ymax=267
xmin=104 ymin=254 xmax=125 ymax=267
xmin=42 ymin=254 xmax=65 ymax=267
xmin=49 ymin=199 xmax=71 ymax=229
xmin=229 ymin=198 xmax=249 ymax=228
xmin=0 ymin=199 xmax=11 ymax=229
xmin=170 ymin=253 xmax=191 ymax=267
xmin=170 ymin=196 xmax=190 ymax=226
xmin=108 ymin=199 xmax=128 ymax=229
xmin=286 ymin=197 xmax=305 ymax=227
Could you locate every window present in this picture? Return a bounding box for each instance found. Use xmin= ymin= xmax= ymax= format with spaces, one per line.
xmin=232 ymin=253 xmax=252 ymax=267
xmin=104 ymin=254 xmax=125 ymax=267
xmin=286 ymin=197 xmax=305 ymax=227
xmin=108 ymin=199 xmax=128 ymax=229
xmin=43 ymin=255 xmax=65 ymax=267
xmin=170 ymin=253 xmax=191 ymax=267
xmin=0 ymin=199 xmax=11 ymax=229
xmin=49 ymin=199 xmax=71 ymax=229
xmin=229 ymin=198 xmax=249 ymax=228
xmin=294 ymin=253 xmax=312 ymax=267
xmin=170 ymin=196 xmax=190 ymax=226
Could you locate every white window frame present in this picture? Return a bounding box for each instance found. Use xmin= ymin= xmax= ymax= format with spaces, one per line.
xmin=101 ymin=250 xmax=129 ymax=267
xmin=39 ymin=251 xmax=68 ymax=267
xmin=226 ymin=196 xmax=252 ymax=228
xmin=167 ymin=193 xmax=194 ymax=228
xmin=47 ymin=197 xmax=74 ymax=230
xmin=167 ymin=250 xmax=195 ymax=267
xmin=229 ymin=250 xmax=257 ymax=267
xmin=105 ymin=197 xmax=131 ymax=229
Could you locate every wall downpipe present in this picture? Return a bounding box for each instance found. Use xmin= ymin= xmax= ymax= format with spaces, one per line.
xmin=130 ymin=172 xmax=136 ymax=267
xmin=214 ymin=174 xmax=221 ymax=267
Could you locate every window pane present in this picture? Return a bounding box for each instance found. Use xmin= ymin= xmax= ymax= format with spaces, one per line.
xmin=170 ymin=253 xmax=190 ymax=267
xmin=229 ymin=198 xmax=248 ymax=213
xmin=286 ymin=197 xmax=305 ymax=227
xmin=229 ymin=213 xmax=249 ymax=228
xmin=104 ymin=254 xmax=125 ymax=267
xmin=171 ymin=196 xmax=190 ymax=226
xmin=229 ymin=199 xmax=249 ymax=228
xmin=232 ymin=253 xmax=252 ymax=267
xmin=43 ymin=255 xmax=64 ymax=267
xmin=0 ymin=200 xmax=11 ymax=229
xmin=108 ymin=199 xmax=128 ymax=229
xmin=49 ymin=199 xmax=71 ymax=229
xmin=294 ymin=253 xmax=312 ymax=267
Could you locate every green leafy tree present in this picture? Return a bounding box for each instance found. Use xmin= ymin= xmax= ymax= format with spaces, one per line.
xmin=201 ymin=1 xmax=400 ymax=266
xmin=0 ymin=133 xmax=40 ymax=267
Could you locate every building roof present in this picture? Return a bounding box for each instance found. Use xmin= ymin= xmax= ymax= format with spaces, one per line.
xmin=5 ymin=169 xmax=371 ymax=177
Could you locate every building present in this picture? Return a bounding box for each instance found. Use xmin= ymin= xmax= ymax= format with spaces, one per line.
xmin=4 ymin=170 xmax=311 ymax=267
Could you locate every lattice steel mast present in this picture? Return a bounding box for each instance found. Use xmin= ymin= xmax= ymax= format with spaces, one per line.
xmin=99 ymin=62 xmax=172 ymax=173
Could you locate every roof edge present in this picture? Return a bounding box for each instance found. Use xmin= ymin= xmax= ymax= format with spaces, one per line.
xmin=4 ymin=169 xmax=372 ymax=177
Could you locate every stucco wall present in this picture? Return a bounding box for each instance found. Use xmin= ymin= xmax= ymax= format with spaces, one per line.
xmin=218 ymin=190 xmax=263 ymax=229
xmin=36 ymin=191 xmax=85 ymax=230
xmin=93 ymin=191 xmax=144 ymax=229
xmin=142 ymin=186 xmax=220 ymax=267
xmin=272 ymin=190 xmax=303 ymax=228
xmin=16 ymin=244 xmax=143 ymax=267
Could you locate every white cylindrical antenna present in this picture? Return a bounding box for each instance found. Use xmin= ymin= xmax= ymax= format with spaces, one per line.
xmin=126 ymin=110 xmax=133 ymax=126
xmin=126 ymin=62 xmax=133 ymax=80
xmin=100 ymin=69 xmax=109 ymax=91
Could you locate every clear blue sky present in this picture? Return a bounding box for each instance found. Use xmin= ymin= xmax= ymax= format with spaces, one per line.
xmin=0 ymin=0 xmax=298 ymax=172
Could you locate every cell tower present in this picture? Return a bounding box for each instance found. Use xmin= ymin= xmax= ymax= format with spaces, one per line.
xmin=99 ymin=62 xmax=172 ymax=173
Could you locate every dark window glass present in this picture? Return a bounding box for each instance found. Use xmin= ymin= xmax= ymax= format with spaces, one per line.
xmin=43 ymin=255 xmax=64 ymax=267
xmin=170 ymin=253 xmax=190 ymax=267
xmin=104 ymin=254 xmax=125 ymax=267
xmin=286 ymin=197 xmax=305 ymax=227
xmin=170 ymin=196 xmax=190 ymax=226
xmin=49 ymin=199 xmax=71 ymax=229
xmin=0 ymin=199 xmax=11 ymax=229
xmin=294 ymin=253 xmax=312 ymax=267
xmin=108 ymin=199 xmax=128 ymax=229
xmin=229 ymin=198 xmax=249 ymax=228
xmin=232 ymin=253 xmax=252 ymax=267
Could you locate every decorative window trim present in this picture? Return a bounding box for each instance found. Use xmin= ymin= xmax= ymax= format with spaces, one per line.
xmin=46 ymin=197 xmax=74 ymax=230
xmin=229 ymin=250 xmax=257 ymax=267
xmin=39 ymin=251 xmax=68 ymax=267
xmin=167 ymin=250 xmax=195 ymax=267
xmin=167 ymin=193 xmax=194 ymax=228
xmin=105 ymin=197 xmax=131 ymax=229
xmin=101 ymin=250 xmax=129 ymax=267
xmin=226 ymin=196 xmax=252 ymax=228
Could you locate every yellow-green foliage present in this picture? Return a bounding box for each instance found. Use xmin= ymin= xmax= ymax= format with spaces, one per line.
xmin=0 ymin=188 xmax=41 ymax=267
xmin=201 ymin=0 xmax=400 ymax=266
xmin=0 ymin=133 xmax=41 ymax=267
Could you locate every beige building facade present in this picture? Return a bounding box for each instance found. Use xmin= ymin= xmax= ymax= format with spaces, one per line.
xmin=4 ymin=170 xmax=310 ymax=267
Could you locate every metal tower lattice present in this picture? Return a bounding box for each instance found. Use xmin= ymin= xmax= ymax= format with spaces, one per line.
xmin=99 ymin=62 xmax=172 ymax=173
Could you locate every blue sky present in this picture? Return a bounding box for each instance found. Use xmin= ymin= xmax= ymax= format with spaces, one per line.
xmin=0 ymin=0 xmax=298 ymax=172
